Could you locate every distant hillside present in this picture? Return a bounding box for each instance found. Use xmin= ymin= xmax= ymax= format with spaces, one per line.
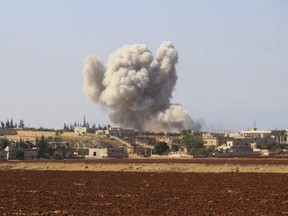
xmin=4 ymin=130 xmax=124 ymax=149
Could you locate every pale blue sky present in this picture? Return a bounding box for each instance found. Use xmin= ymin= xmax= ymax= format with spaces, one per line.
xmin=1 ymin=0 xmax=287 ymax=131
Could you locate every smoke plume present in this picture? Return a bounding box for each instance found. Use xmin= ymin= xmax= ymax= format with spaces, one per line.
xmin=82 ymin=41 xmax=201 ymax=132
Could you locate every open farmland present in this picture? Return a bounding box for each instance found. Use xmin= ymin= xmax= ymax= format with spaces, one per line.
xmin=1 ymin=170 xmax=288 ymax=215
xmin=0 ymin=158 xmax=288 ymax=215
xmin=1 ymin=157 xmax=288 ymax=173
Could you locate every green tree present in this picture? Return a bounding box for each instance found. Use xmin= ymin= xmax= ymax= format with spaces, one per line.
xmin=5 ymin=119 xmax=10 ymax=128
xmin=180 ymin=129 xmax=204 ymax=155
xmin=36 ymin=135 xmax=52 ymax=158
xmin=19 ymin=119 xmax=25 ymax=128
xmin=180 ymin=129 xmax=192 ymax=137
xmin=153 ymin=141 xmax=169 ymax=155
xmin=10 ymin=118 xmax=14 ymax=128
xmin=181 ymin=134 xmax=204 ymax=150
xmin=189 ymin=146 xmax=215 ymax=156
xmin=170 ymin=144 xmax=179 ymax=152
xmin=47 ymin=136 xmax=54 ymax=142
xmin=262 ymin=142 xmax=286 ymax=152
xmin=63 ymin=123 xmax=68 ymax=131
xmin=83 ymin=116 xmax=86 ymax=127
xmin=54 ymin=136 xmax=62 ymax=142
xmin=0 ymin=138 xmax=9 ymax=150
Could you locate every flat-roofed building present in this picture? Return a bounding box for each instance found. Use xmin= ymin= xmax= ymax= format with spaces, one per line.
xmin=240 ymin=128 xmax=271 ymax=138
xmin=74 ymin=126 xmax=87 ymax=135
xmin=87 ymin=147 xmax=128 ymax=159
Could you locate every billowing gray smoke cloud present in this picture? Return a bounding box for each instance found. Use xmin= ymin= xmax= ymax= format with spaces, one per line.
xmin=82 ymin=41 xmax=201 ymax=132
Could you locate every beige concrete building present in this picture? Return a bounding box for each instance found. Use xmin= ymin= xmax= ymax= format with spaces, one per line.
xmin=87 ymin=147 xmax=128 ymax=159
xmin=240 ymin=128 xmax=271 ymax=138
xmin=215 ymin=139 xmax=261 ymax=157
xmin=96 ymin=127 xmax=134 ymax=137
xmin=4 ymin=146 xmax=38 ymax=160
xmin=273 ymin=130 xmax=288 ymax=145
xmin=74 ymin=126 xmax=87 ymax=135
xmin=202 ymin=132 xmax=218 ymax=147
xmin=202 ymin=132 xmax=229 ymax=147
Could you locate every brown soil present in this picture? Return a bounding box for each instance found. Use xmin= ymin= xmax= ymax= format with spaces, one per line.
xmin=3 ymin=157 xmax=288 ymax=165
xmin=0 ymin=170 xmax=288 ymax=215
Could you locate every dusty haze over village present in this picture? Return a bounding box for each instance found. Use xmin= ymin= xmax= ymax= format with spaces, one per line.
xmin=1 ymin=1 xmax=288 ymax=132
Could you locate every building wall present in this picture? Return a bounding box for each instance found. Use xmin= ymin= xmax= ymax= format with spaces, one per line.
xmin=215 ymin=151 xmax=261 ymax=158
xmin=95 ymin=130 xmax=106 ymax=135
xmin=74 ymin=127 xmax=87 ymax=135
xmin=203 ymin=137 xmax=218 ymax=147
xmin=107 ymin=148 xmax=128 ymax=158
xmin=275 ymin=134 xmax=288 ymax=145
xmin=240 ymin=128 xmax=271 ymax=138
xmin=23 ymin=150 xmax=38 ymax=159
xmin=229 ymin=139 xmax=252 ymax=152
xmin=88 ymin=147 xmax=128 ymax=159
xmin=5 ymin=146 xmax=38 ymax=160
xmin=0 ymin=151 xmax=7 ymax=160
xmin=202 ymin=133 xmax=230 ymax=147
xmin=95 ymin=128 xmax=134 ymax=137
xmin=7 ymin=149 xmax=17 ymax=160
xmin=217 ymin=139 xmax=254 ymax=153
xmin=0 ymin=129 xmax=17 ymax=136
xmin=88 ymin=148 xmax=108 ymax=158
xmin=107 ymin=128 xmax=134 ymax=137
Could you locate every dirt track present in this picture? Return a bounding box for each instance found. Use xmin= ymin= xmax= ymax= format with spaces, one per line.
xmin=1 ymin=170 xmax=288 ymax=215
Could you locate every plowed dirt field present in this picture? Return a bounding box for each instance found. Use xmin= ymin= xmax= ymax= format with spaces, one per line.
xmin=1 ymin=170 xmax=288 ymax=215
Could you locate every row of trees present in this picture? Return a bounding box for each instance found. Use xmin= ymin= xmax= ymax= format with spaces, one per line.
xmin=0 ymin=119 xmax=25 ymax=129
xmin=63 ymin=116 xmax=111 ymax=133
xmin=0 ymin=138 xmax=9 ymax=150
xmin=1 ymin=116 xmax=109 ymax=133
xmin=261 ymin=142 xmax=287 ymax=152
xmin=63 ymin=122 xmax=111 ymax=133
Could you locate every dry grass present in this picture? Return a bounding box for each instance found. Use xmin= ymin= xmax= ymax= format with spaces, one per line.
xmin=4 ymin=130 xmax=122 ymax=147
xmin=0 ymin=161 xmax=287 ymax=173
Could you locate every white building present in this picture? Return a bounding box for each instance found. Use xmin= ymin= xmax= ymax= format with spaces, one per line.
xmin=74 ymin=126 xmax=87 ymax=135
xmin=95 ymin=127 xmax=134 ymax=137
xmin=87 ymin=147 xmax=128 ymax=159
xmin=215 ymin=139 xmax=261 ymax=157
xmin=240 ymin=128 xmax=272 ymax=138
xmin=4 ymin=146 xmax=38 ymax=160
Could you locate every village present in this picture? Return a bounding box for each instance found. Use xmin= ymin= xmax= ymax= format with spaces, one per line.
xmin=1 ymin=124 xmax=288 ymax=161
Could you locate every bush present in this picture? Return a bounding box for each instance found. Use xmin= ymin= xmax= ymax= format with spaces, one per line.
xmin=153 ymin=141 xmax=169 ymax=155
xmin=170 ymin=145 xmax=179 ymax=152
